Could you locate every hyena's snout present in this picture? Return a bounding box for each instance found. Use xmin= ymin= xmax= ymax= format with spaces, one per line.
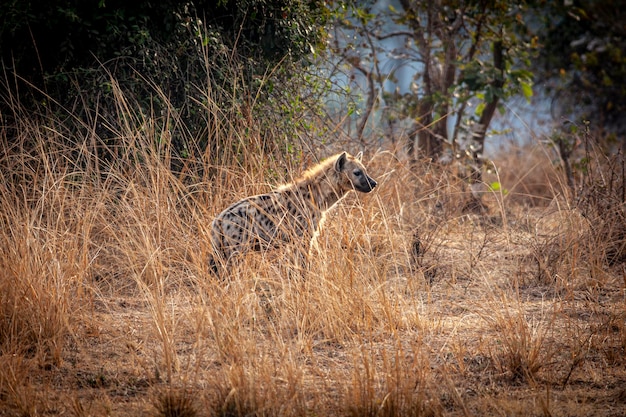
xmin=356 ymin=174 xmax=377 ymax=193
xmin=365 ymin=175 xmax=377 ymax=192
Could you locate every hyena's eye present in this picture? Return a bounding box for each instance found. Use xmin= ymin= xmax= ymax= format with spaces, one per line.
xmin=353 ymin=169 xmax=363 ymax=177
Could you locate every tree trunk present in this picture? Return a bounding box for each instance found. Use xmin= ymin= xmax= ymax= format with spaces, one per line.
xmin=464 ymin=40 xmax=504 ymax=212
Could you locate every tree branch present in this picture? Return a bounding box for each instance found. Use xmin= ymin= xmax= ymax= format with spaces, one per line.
xmin=374 ymin=31 xmax=416 ymax=40
xmin=469 ymin=39 xmax=504 ymax=186
xmin=478 ymin=40 xmax=504 ymax=130
xmin=353 ymin=64 xmax=376 ymax=145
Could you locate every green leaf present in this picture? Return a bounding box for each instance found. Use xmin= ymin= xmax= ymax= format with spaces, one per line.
xmin=490 ymin=181 xmax=507 ymax=195
xmin=521 ymin=81 xmax=533 ymax=102
xmin=475 ymin=102 xmax=486 ymax=117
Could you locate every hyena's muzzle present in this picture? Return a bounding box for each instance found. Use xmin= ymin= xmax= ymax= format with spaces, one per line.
xmin=355 ymin=172 xmax=377 ymax=193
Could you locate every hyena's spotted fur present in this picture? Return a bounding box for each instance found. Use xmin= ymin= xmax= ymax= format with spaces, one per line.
xmin=209 ymin=151 xmax=377 ymax=275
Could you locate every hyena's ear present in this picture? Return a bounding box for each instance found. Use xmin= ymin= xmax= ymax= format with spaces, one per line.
xmin=334 ymin=152 xmax=347 ymax=172
xmin=355 ymin=151 xmax=363 ymax=162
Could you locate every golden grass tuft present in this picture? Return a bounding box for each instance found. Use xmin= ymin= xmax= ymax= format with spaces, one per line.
xmin=154 ymin=389 xmax=198 ymax=417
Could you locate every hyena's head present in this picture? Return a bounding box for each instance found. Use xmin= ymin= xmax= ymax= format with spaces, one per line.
xmin=334 ymin=151 xmax=377 ymax=193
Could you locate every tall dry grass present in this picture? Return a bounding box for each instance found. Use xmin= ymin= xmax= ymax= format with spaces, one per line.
xmin=1 ymin=72 xmax=626 ymax=417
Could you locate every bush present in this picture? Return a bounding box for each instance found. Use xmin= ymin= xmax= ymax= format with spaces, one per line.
xmin=1 ymin=0 xmax=329 ymax=170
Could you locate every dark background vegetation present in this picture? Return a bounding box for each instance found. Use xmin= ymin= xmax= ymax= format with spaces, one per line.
xmin=2 ymin=0 xmax=625 ymax=159
xmin=534 ymin=0 xmax=626 ymax=137
xmin=1 ymin=0 xmax=328 ymax=168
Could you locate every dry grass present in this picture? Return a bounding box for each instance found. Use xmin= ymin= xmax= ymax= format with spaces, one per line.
xmin=1 ymin=86 xmax=626 ymax=417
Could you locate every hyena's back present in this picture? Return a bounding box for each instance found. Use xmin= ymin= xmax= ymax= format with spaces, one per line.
xmin=210 ymin=190 xmax=318 ymax=262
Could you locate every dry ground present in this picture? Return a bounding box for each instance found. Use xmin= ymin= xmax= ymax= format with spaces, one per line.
xmin=1 ymin=136 xmax=625 ymax=417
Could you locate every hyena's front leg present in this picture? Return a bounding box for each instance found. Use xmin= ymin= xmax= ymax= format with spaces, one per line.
xmin=283 ymin=243 xmax=310 ymax=280
xmin=285 ymin=224 xmax=317 ymax=279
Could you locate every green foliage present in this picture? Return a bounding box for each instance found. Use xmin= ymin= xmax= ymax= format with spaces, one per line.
xmin=0 ymin=0 xmax=326 ymax=77
xmin=329 ymin=0 xmax=538 ymax=158
xmin=1 ymin=0 xmax=330 ymax=171
xmin=531 ymin=0 xmax=626 ymax=135
xmin=489 ymin=181 xmax=508 ymax=196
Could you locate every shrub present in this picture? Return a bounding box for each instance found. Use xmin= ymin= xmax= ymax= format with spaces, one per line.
xmin=1 ymin=0 xmax=330 ymax=171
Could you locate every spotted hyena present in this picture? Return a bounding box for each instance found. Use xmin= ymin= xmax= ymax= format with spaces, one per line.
xmin=209 ymin=151 xmax=377 ymax=275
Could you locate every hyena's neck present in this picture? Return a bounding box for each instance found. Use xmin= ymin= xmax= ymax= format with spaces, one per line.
xmin=295 ymin=174 xmax=345 ymax=212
